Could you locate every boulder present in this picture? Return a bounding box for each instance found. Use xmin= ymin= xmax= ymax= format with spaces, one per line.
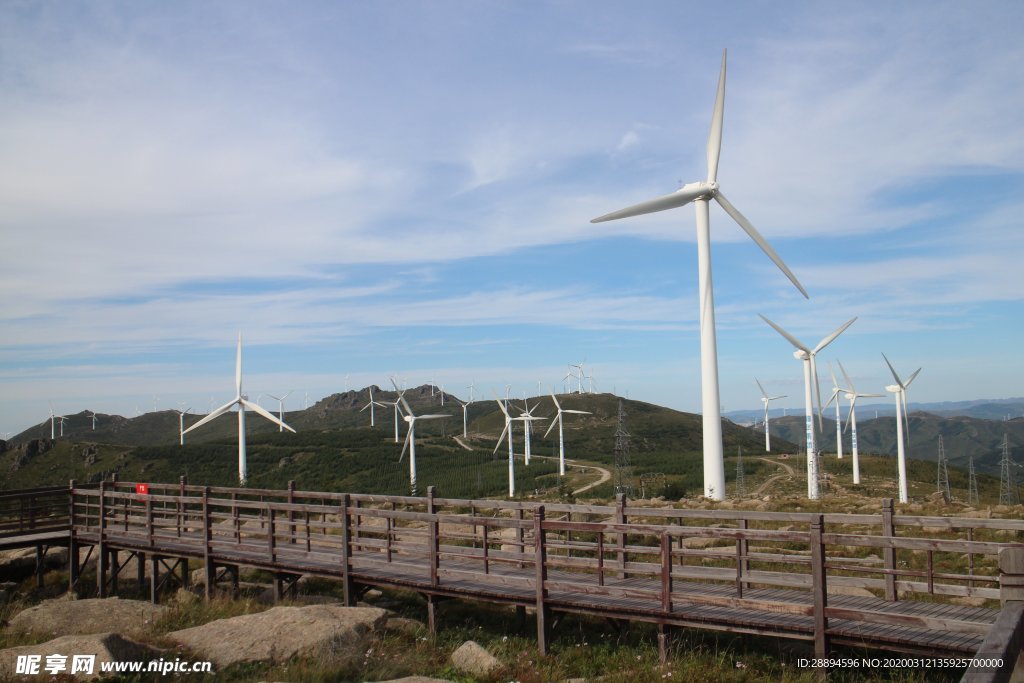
xmin=450 ymin=640 xmax=501 ymax=677
xmin=0 ymin=633 xmax=161 ymax=681
xmin=384 ymin=617 xmax=427 ymax=636
xmin=8 ymin=597 xmax=167 ymax=638
xmin=167 ymin=604 xmax=388 ymax=668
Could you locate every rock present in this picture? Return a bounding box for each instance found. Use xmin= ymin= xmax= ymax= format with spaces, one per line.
xmin=928 ymin=491 xmax=950 ymax=505
xmin=0 ymin=580 xmax=17 ymax=604
xmin=173 ymin=588 xmax=199 ymax=605
xmin=9 ymin=597 xmax=167 ymax=638
xmin=0 ymin=546 xmax=68 ymax=580
xmin=450 ymin=640 xmax=501 ymax=677
xmin=828 ymin=585 xmax=875 ymax=597
xmin=0 ymin=633 xmax=162 ymax=680
xmin=168 ymin=604 xmax=388 ymax=668
xmin=952 ymin=596 xmax=989 ymax=608
xmin=384 ymin=617 xmax=427 ymax=636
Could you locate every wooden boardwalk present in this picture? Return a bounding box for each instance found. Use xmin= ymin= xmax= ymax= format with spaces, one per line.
xmin=4 ymin=479 xmax=1024 ymax=673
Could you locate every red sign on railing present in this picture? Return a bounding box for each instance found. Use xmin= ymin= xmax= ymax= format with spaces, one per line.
xmin=135 ymin=483 xmax=149 ymax=495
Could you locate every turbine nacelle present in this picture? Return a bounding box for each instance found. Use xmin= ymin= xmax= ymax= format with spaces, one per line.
xmin=885 ymin=385 xmax=901 ymax=393
xmin=793 ymin=350 xmax=808 ymax=361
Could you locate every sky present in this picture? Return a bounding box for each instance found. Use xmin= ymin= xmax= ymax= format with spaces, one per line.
xmin=2 ymin=1 xmax=1023 ymax=437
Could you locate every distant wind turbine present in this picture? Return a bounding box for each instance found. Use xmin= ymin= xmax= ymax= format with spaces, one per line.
xmin=265 ymin=391 xmax=294 ymax=432
xmin=393 ymin=379 xmax=448 ymax=495
xmin=466 ymin=380 xmax=476 ymax=402
xmin=823 ymin=363 xmax=846 ymax=459
xmin=176 ymin=407 xmax=191 ymax=446
xmin=882 ymin=353 xmax=922 ymax=504
xmin=182 ymin=333 xmax=295 ymax=483
xmin=836 ymin=360 xmax=883 ymax=485
xmin=754 ymin=379 xmax=786 ymax=452
xmin=88 ymin=411 xmax=97 ymax=430
xmin=494 ymin=398 xmax=517 ymax=498
xmin=544 ymin=394 xmax=591 ymax=476
xmin=456 ymin=399 xmax=471 ymax=439
xmin=517 ymin=400 xmax=547 ymax=466
xmin=593 ymin=50 xmax=809 ymax=500
xmin=760 ymin=315 xmax=856 ymax=500
xmin=360 ymin=387 xmax=385 ymax=427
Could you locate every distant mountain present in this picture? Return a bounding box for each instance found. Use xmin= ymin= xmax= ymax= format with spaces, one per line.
xmin=726 ymin=397 xmax=1024 ymax=423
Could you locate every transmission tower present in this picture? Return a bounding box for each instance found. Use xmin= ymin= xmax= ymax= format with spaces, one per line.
xmin=936 ymin=435 xmax=951 ymax=502
xmin=613 ymin=399 xmax=634 ymax=496
xmin=734 ymin=445 xmax=746 ymax=498
xmin=999 ymin=434 xmax=1018 ymax=505
xmin=968 ymin=456 xmax=980 ymax=506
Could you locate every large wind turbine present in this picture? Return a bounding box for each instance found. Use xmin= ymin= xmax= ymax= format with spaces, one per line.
xmin=593 ymin=50 xmax=808 ymax=500
xmin=494 ymin=399 xmax=517 ymax=497
xmin=394 ymin=380 xmax=448 ymax=495
xmin=759 ymin=315 xmax=856 ymax=500
xmin=265 ymin=391 xmax=293 ymax=432
xmin=754 ymin=379 xmax=786 ymax=453
xmin=544 ymin=393 xmax=591 ymax=475
xmin=836 ymin=361 xmax=883 ymax=485
xmin=882 ymin=353 xmax=922 ymax=504
xmin=182 ymin=333 xmax=295 ymax=483
xmin=176 ymin=407 xmax=191 ymax=446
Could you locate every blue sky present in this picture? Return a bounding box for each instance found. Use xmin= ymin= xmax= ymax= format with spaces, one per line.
xmin=2 ymin=1 xmax=1023 ymax=436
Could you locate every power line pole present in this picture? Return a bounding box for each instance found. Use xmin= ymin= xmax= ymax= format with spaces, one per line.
xmin=936 ymin=435 xmax=950 ymax=502
xmin=613 ymin=399 xmax=633 ymax=497
xmin=734 ymin=445 xmax=746 ymax=498
xmin=968 ymin=456 xmax=980 ymax=506
xmin=1000 ymin=433 xmax=1018 ymax=506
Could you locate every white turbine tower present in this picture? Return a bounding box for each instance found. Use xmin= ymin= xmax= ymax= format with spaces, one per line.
xmin=182 ymin=333 xmax=295 ymax=484
xmin=386 ymin=383 xmax=406 ymax=443
xmin=823 ymin=363 xmax=846 ymax=460
xmin=593 ymin=50 xmax=809 ymax=500
xmin=466 ymin=380 xmax=476 ymax=402
xmin=494 ymin=399 xmax=517 ymax=498
xmin=176 ymin=407 xmax=191 ymax=446
xmin=754 ymin=379 xmax=786 ymax=453
xmin=394 ymin=380 xmax=448 ymax=496
xmin=456 ymin=399 xmax=471 ymax=439
xmin=360 ymin=387 xmax=385 ymax=427
xmin=88 ymin=411 xmax=97 ymax=430
xmin=265 ymin=391 xmax=294 ymax=432
xmin=56 ymin=415 xmax=67 ymax=437
xmin=759 ymin=315 xmax=856 ymax=500
xmin=882 ymin=353 xmax=922 ymax=504
xmin=544 ymin=393 xmax=591 ymax=476
xmin=45 ymin=403 xmax=56 ymax=439
xmin=836 ymin=360 xmax=883 ymax=485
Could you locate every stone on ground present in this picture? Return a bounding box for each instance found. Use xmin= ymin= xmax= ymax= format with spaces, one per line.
xmin=167 ymin=604 xmax=389 ymax=668
xmin=450 ymin=640 xmax=501 ymax=677
xmin=8 ymin=597 xmax=167 ymax=637
xmin=0 ymin=633 xmax=161 ymax=681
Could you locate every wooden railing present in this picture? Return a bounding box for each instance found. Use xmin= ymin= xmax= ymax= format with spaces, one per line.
xmin=0 ymin=485 xmax=75 ymax=539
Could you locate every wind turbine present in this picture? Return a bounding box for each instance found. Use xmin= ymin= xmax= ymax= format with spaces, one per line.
xmin=182 ymin=333 xmax=295 ymax=484
xmin=466 ymin=380 xmax=476 ymax=402
xmin=823 ymin=363 xmax=846 ymax=460
xmin=176 ymin=407 xmax=191 ymax=446
xmin=836 ymin=360 xmax=883 ymax=485
xmin=456 ymin=399 xmax=471 ymax=438
xmin=517 ymin=400 xmax=547 ymax=466
xmin=359 ymin=387 xmax=385 ymax=427
xmin=393 ymin=379 xmax=448 ymax=495
xmin=882 ymin=353 xmax=922 ymax=504
xmin=265 ymin=391 xmax=294 ymax=432
xmin=754 ymin=379 xmax=786 ymax=452
xmin=87 ymin=411 xmax=97 ymax=430
xmin=494 ymin=398 xmax=517 ymax=497
xmin=759 ymin=315 xmax=856 ymax=500
xmin=56 ymin=415 xmax=67 ymax=437
xmin=544 ymin=393 xmax=591 ymax=476
xmin=45 ymin=403 xmax=56 ymax=439
xmin=593 ymin=50 xmax=809 ymax=500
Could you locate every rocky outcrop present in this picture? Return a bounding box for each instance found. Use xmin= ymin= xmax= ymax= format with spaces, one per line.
xmin=167 ymin=604 xmax=389 ymax=668
xmin=8 ymin=597 xmax=167 ymax=638
xmin=0 ymin=633 xmax=162 ymax=681
xmin=450 ymin=640 xmax=501 ymax=677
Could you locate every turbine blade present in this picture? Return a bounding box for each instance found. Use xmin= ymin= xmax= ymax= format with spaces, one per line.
xmin=844 ymin=400 xmax=855 ymax=434
xmin=235 ymin=332 xmax=243 ymax=397
xmin=811 ymin=355 xmax=824 ymax=431
xmin=493 ymin=423 xmax=509 ymax=455
xmin=829 ymin=362 xmax=840 ymax=390
xmin=241 ymin=399 xmax=296 ymax=433
xmin=902 ymin=391 xmax=911 ymax=449
xmin=543 ymin=415 xmax=559 ymax=439
xmin=399 ymin=429 xmax=412 ymax=462
xmin=182 ymin=400 xmax=237 ymax=435
xmin=550 ymin=393 xmax=561 ymax=411
xmin=881 ymin=353 xmax=903 ymax=387
xmin=837 ymin=359 xmax=855 ymax=392
xmin=706 ymin=49 xmax=727 ymax=183
xmin=714 ymin=192 xmax=808 ymax=298
xmin=418 ymin=414 xmax=450 ymax=420
xmin=755 ymin=377 xmax=768 ymax=398
xmin=494 ymin=398 xmax=509 ymax=418
xmin=564 ymin=410 xmax=591 ymax=415
xmin=905 ymin=368 xmax=922 ymax=388
xmin=590 ymin=184 xmax=706 ymax=223
xmin=813 ymin=317 xmax=857 ymax=355
xmin=758 ymin=314 xmax=809 ymax=352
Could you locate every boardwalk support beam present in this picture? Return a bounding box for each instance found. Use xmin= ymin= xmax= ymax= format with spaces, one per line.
xmin=535 ymin=505 xmax=550 ymax=654
xmin=810 ymin=515 xmax=829 ymax=673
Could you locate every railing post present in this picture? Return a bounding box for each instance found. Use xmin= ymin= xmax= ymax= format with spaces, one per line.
xmin=882 ymin=498 xmax=897 ymax=601
xmin=597 ymin=532 xmax=605 ymax=587
xmin=287 ymin=480 xmax=296 ymax=545
xmin=267 ymin=507 xmax=276 ymax=564
xmin=738 ymin=518 xmax=749 ymax=596
xmin=999 ymin=547 xmax=1024 ymax=605
xmin=615 ymin=493 xmax=628 ymax=578
xmin=810 ymin=514 xmax=829 ymax=667
xmin=203 ymin=487 xmax=214 ymax=601
xmin=340 ymin=493 xmax=355 ymax=606
xmin=428 ymin=486 xmax=439 ymax=588
xmin=68 ymin=480 xmax=79 ymax=595
xmin=97 ymin=481 xmax=107 ymax=598
xmin=535 ymin=505 xmax=549 ymax=655
xmin=661 ymin=532 xmax=672 ymax=613
xmin=177 ymin=475 xmax=186 ymax=537
xmin=146 ymin=495 xmax=154 ymax=548
xmin=516 ymin=507 xmax=525 ymax=568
